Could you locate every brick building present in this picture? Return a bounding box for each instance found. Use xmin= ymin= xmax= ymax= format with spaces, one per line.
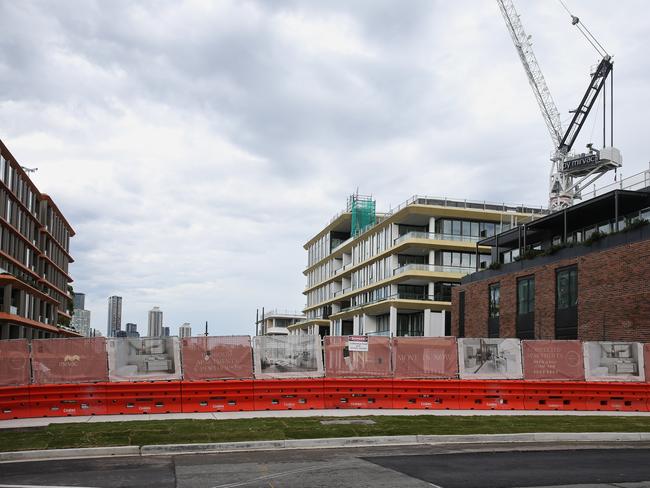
xmin=451 ymin=189 xmax=650 ymax=342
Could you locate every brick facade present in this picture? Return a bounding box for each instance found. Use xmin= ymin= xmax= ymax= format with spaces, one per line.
xmin=451 ymin=237 xmax=650 ymax=342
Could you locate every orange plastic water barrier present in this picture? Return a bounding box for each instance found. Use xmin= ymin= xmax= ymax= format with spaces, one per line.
xmin=522 ymin=381 xmax=589 ymax=411
xmin=0 ymin=385 xmax=30 ymax=420
xmin=254 ymin=379 xmax=324 ymax=411
xmin=29 ymin=383 xmax=107 ymax=417
xmin=104 ymin=381 xmax=182 ymax=415
xmin=582 ymin=382 xmax=650 ymax=412
xmin=392 ymin=379 xmax=460 ymax=409
xmin=323 ymin=378 xmax=393 ymax=409
xmin=181 ymin=380 xmax=255 ymax=412
xmin=457 ymin=380 xmax=526 ymax=410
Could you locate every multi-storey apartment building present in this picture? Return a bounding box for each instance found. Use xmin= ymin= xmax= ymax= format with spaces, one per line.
xmin=295 ymin=195 xmax=545 ymax=337
xmin=257 ymin=309 xmax=305 ymax=336
xmin=0 ymin=139 xmax=78 ymax=340
xmin=71 ymin=291 xmax=91 ymax=337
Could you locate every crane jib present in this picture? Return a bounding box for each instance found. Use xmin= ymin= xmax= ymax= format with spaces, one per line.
xmin=558 ymin=57 xmax=613 ymax=154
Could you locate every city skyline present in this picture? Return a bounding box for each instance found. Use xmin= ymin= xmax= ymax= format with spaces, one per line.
xmin=1 ymin=1 xmax=649 ymax=335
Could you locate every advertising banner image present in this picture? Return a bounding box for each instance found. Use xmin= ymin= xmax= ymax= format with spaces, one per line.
xmin=253 ymin=335 xmax=323 ymax=379
xmin=458 ymin=338 xmax=523 ymax=379
xmin=32 ymin=337 xmax=109 ymax=384
xmin=583 ymin=342 xmax=645 ymax=382
xmin=181 ymin=336 xmax=253 ymax=381
xmin=324 ymin=336 xmax=390 ymax=377
xmin=645 ymin=344 xmax=650 ymax=383
xmin=392 ymin=337 xmax=458 ymax=379
xmin=0 ymin=339 xmax=30 ymax=387
xmin=107 ymin=337 xmax=182 ymax=382
xmin=522 ymin=340 xmax=584 ymax=381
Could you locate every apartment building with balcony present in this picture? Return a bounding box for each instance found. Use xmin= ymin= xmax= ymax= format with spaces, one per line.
xmin=257 ymin=309 xmax=305 ymax=336
xmin=297 ymin=194 xmax=545 ymax=338
xmin=0 ymin=139 xmax=78 ymax=340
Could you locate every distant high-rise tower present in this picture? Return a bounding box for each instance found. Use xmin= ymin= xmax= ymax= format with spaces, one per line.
xmin=125 ymin=322 xmax=139 ymax=338
xmin=148 ymin=306 xmax=163 ymax=337
xmin=178 ymin=323 xmax=191 ymax=338
xmin=107 ymin=296 xmax=122 ymax=337
xmin=162 ymin=326 xmax=170 ymax=337
xmin=73 ymin=292 xmax=85 ymax=310
xmin=71 ymin=292 xmax=91 ymax=337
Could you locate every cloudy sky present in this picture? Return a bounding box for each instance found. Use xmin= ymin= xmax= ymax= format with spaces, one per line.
xmin=0 ymin=0 xmax=648 ymax=336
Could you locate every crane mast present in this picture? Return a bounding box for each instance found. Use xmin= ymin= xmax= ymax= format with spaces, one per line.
xmin=496 ymin=0 xmax=621 ymax=210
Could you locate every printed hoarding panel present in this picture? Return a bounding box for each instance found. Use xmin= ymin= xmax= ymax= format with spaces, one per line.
xmin=107 ymin=337 xmax=182 ymax=382
xmin=583 ymin=342 xmax=645 ymax=382
xmin=32 ymin=338 xmax=109 ymax=384
xmin=458 ymin=338 xmax=523 ymax=379
xmin=253 ymin=335 xmax=323 ymax=379
xmin=181 ymin=336 xmax=253 ymax=380
xmin=392 ymin=337 xmax=458 ymax=379
xmin=324 ymin=336 xmax=391 ymax=377
xmin=0 ymin=339 xmax=30 ymax=386
xmin=645 ymin=344 xmax=650 ymax=383
xmin=522 ymin=340 xmax=584 ymax=381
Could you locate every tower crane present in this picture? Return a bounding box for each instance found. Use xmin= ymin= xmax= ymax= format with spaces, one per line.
xmin=496 ymin=0 xmax=622 ymax=210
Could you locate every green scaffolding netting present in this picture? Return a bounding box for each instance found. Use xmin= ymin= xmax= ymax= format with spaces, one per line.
xmin=348 ymin=194 xmax=376 ymax=236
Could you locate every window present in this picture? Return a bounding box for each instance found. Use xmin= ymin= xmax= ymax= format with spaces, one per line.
xmin=556 ymin=267 xmax=578 ymax=310
xmin=517 ymin=276 xmax=535 ymax=315
xmin=489 ymin=283 xmax=500 ymax=318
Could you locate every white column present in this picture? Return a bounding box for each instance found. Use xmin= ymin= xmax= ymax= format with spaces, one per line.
xmin=429 ymin=311 xmax=445 ymax=337
xmin=423 ymin=309 xmax=432 ymax=336
xmin=389 ymin=306 xmax=397 ymax=337
xmin=353 ymin=315 xmax=360 ymax=335
xmin=429 ymin=217 xmax=436 ymax=234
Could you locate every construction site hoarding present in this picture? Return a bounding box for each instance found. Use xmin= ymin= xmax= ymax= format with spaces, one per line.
xmin=0 ymin=339 xmax=30 ymax=386
xmin=583 ymin=341 xmax=645 ymax=382
xmin=458 ymin=338 xmax=523 ymax=379
xmin=32 ymin=337 xmax=109 ymax=384
xmin=324 ymin=336 xmax=391 ymax=377
xmin=392 ymin=337 xmax=458 ymax=378
xmin=107 ymin=337 xmax=182 ymax=382
xmin=181 ymin=336 xmax=253 ymax=380
xmin=522 ymin=340 xmax=584 ymax=381
xmin=253 ymin=335 xmax=323 ymax=379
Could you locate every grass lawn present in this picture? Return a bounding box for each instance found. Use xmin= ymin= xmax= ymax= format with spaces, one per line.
xmin=2 ymin=415 xmax=650 ymax=452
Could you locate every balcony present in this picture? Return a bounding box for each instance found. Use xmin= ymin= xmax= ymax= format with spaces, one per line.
xmin=393 ymin=263 xmax=474 ymax=276
xmin=333 ymin=287 xmax=351 ymax=297
xmin=339 ymin=292 xmax=450 ymax=314
xmin=393 ymin=231 xmax=480 ymax=246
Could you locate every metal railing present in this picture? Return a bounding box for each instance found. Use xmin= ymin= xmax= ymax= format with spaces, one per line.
xmin=581 ymin=168 xmax=650 ymax=202
xmin=393 ymin=231 xmax=480 ymax=245
xmin=324 ymin=195 xmax=548 ymax=244
xmin=333 ymin=287 xmax=351 ymax=297
xmin=393 ymin=263 xmax=474 ymax=275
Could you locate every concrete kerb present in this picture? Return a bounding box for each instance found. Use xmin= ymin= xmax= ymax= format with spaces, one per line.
xmin=3 ymin=433 xmax=650 ymax=463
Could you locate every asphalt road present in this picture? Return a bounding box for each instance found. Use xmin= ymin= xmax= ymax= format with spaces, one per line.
xmin=2 ymin=444 xmax=650 ymax=488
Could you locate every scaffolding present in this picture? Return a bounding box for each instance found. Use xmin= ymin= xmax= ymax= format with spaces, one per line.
xmin=347 ymin=193 xmax=376 ymax=237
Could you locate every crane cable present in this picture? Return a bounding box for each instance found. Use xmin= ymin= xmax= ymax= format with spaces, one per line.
xmin=557 ymin=0 xmax=609 ymax=57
